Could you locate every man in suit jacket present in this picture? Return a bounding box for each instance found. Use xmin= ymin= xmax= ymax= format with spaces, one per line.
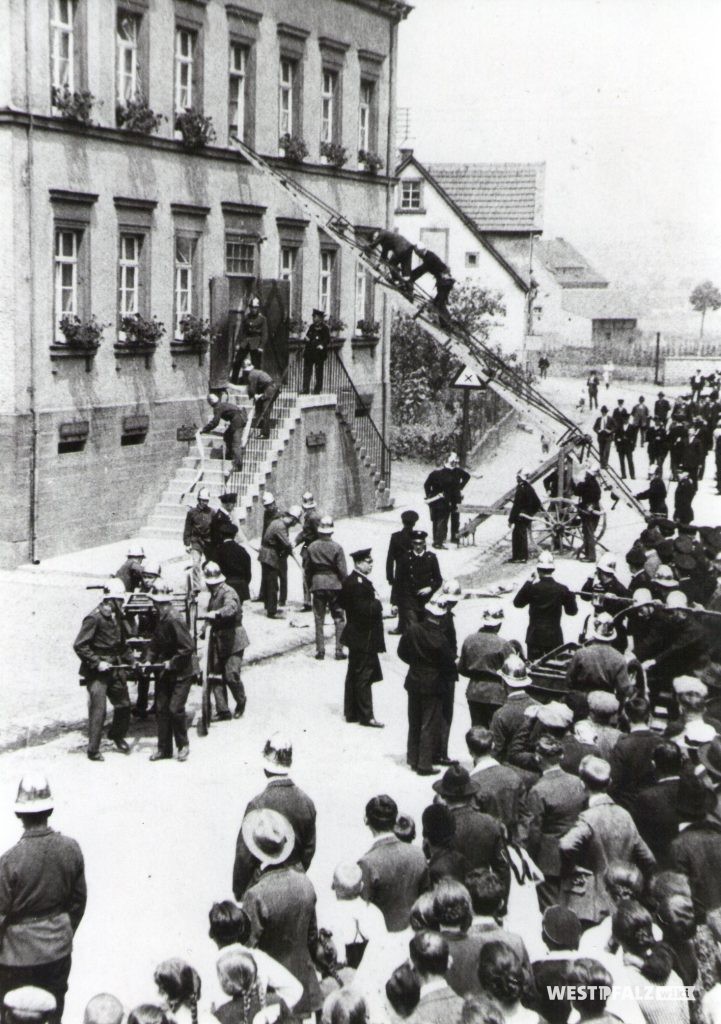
xmin=407 ymin=931 xmax=465 ymax=1024
xmin=242 ymin=809 xmax=322 ymax=1017
xmin=559 ymin=756 xmax=655 ymax=926
xmin=466 ymin=726 xmax=527 ymax=839
xmin=386 ymin=510 xmax=419 ymax=635
xmin=513 ymin=552 xmax=578 ymax=661
xmin=593 ymin=405 xmax=615 ymax=467
xmin=609 ymin=695 xmax=658 ymax=813
xmin=358 ymin=795 xmax=429 ymax=932
xmin=670 ymin=738 xmax=721 ymax=914
xmin=632 ymin=741 xmax=684 ymax=867
xmin=214 ymin=522 xmax=252 ymax=604
xmin=339 ymin=548 xmax=385 ymax=728
xmin=233 ymin=733 xmax=316 ymax=899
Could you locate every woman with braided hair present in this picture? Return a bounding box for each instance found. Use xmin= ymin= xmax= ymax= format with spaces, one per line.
xmin=313 ymin=930 xmax=356 ymax=1003
xmin=154 ymin=959 xmax=215 ymax=1024
xmin=214 ymin=949 xmax=264 ymax=1024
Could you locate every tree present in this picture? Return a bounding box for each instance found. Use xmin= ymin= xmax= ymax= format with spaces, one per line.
xmin=689 ymin=280 xmax=721 ymax=340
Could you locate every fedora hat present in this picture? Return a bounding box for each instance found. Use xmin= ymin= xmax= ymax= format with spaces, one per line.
xmin=432 ymin=764 xmax=477 ymax=800
xmin=241 ymin=809 xmax=294 ymax=865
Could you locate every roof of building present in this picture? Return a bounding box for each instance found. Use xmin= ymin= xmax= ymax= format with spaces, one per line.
xmin=423 ymin=162 xmax=545 ymax=233
xmin=561 ymin=289 xmax=639 ymax=321
xmin=537 ymin=238 xmax=608 ymax=288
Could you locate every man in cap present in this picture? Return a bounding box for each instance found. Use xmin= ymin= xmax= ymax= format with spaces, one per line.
xmin=490 ymin=653 xmax=539 ymax=764
xmin=393 ymin=529 xmax=442 ymax=634
xmin=73 ymin=578 xmax=133 ymax=762
xmin=559 ymin=755 xmax=655 ymax=927
xmin=409 ymin=244 xmax=456 ymax=325
xmin=647 ymin=415 xmax=669 ymax=472
xmin=294 ymin=492 xmax=321 ymax=611
xmin=242 ymin=810 xmax=322 ymax=1017
xmin=242 ymin=360 xmax=279 ymax=439
xmin=576 ymin=691 xmax=621 ymax=760
xmin=214 ymin=521 xmax=252 ymax=605
xmin=529 ymin=907 xmax=583 ymax=1024
xmin=305 ymin=516 xmax=347 ymax=660
xmin=204 ymin=561 xmax=249 ymax=720
xmin=115 ymin=543 xmax=146 ymax=592
xmin=433 ymin=581 xmax=462 ymax=765
xmin=593 ymin=406 xmax=614 ymax=468
xmin=458 ymin=607 xmax=519 ymax=728
xmin=669 ymin=676 xmax=720 ymax=737
xmin=510 ymin=700 xmax=594 ymax=776
xmin=635 ymin=466 xmax=668 ymax=518
xmin=466 ymin=727 xmax=527 ymax=839
xmin=357 ymin=795 xmax=429 ymax=932
xmin=655 ymin=390 xmax=671 ymax=423
xmin=232 ymin=733 xmax=316 ymax=899
xmin=386 ymin=510 xmax=420 ymax=635
xmin=301 ymin=309 xmax=331 ymax=395
xmin=517 ymin=736 xmax=586 ymax=908
xmin=340 ymin=549 xmax=385 ymax=727
xmin=258 ymin=506 xmax=301 ymax=618
xmin=183 ymin=487 xmax=214 ymax=596
xmin=423 ymin=453 xmax=470 ymax=549
xmin=614 ymin=419 xmax=637 ymax=480
xmin=3 ymin=988 xmax=56 ymax=1024
xmin=208 ymin=492 xmax=249 ymax=561
xmin=200 ymin=392 xmax=248 ymax=473
xmin=513 ymin=552 xmax=578 ymax=661
xmin=398 ymin=594 xmax=458 ymax=774
xmin=144 ymin=582 xmax=196 ymax=761
xmin=231 ymin=295 xmax=267 ymax=376
xmin=508 ymin=471 xmax=542 ymax=563
xmin=0 ymin=775 xmax=86 ymax=1020
xmin=574 ymin=466 xmax=602 ymax=563
xmin=674 ymin=471 xmax=697 ymax=525
xmin=565 ymin=612 xmax=632 ymax=696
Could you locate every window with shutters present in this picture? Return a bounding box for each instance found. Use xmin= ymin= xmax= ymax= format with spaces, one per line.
xmin=174 ymin=235 xmax=197 ymax=337
xmin=50 ymin=0 xmax=75 ymax=94
xmin=175 ymin=27 xmax=195 ymax=115
xmin=116 ymin=11 xmax=140 ymax=105
xmin=118 ymin=234 xmax=143 ymax=316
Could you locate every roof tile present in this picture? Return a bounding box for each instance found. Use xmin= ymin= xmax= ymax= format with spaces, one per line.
xmin=426 ymin=162 xmax=545 ymax=232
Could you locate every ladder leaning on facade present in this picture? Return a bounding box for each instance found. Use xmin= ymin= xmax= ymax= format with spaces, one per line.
xmin=226 ymin=134 xmax=648 ymax=530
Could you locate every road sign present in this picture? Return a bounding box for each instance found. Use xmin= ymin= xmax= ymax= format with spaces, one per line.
xmin=451 ymin=366 xmax=488 ymax=390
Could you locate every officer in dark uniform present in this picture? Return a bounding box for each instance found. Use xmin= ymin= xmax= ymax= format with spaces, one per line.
xmin=574 ymin=467 xmax=602 ymax=562
xmin=73 ymin=579 xmax=133 ymax=762
xmin=386 ymin=510 xmax=419 ymax=635
xmin=231 ymin=296 xmax=268 ymax=376
xmin=302 ymin=309 xmax=331 ymax=395
xmin=508 ymin=471 xmax=542 ymax=562
xmin=183 ymin=487 xmax=214 ymax=596
xmin=513 ymin=552 xmax=578 ymax=661
xmin=144 ymin=583 xmax=197 ymax=762
xmin=340 ymin=549 xmax=385 ymax=728
xmin=201 ymin=394 xmax=248 ymax=472
xmin=394 ymin=530 xmax=442 ymax=634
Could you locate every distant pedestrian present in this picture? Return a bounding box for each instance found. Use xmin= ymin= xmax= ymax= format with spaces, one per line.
xmin=538 ymin=355 xmax=550 ymax=379
xmin=602 ymin=363 xmax=613 ymax=389
xmin=586 ymin=372 xmax=599 ymax=410
xmin=631 ymin=396 xmax=650 ymax=445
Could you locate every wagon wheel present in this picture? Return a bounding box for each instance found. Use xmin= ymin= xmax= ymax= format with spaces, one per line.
xmin=531 ymin=498 xmax=583 ymax=554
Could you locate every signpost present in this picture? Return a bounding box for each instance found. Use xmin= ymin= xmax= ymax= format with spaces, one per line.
xmin=451 ymin=366 xmax=489 ymax=464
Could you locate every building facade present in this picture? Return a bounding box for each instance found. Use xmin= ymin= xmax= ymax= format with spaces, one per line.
xmin=0 ymin=0 xmax=410 ymax=566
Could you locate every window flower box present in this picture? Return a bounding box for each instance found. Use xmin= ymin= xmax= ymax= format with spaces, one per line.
xmin=51 ymin=315 xmax=105 ymax=371
xmin=116 ymin=97 xmax=165 ymax=135
xmin=320 ymin=141 xmax=348 ymax=168
xmin=352 ymin=318 xmax=381 ymax=350
xmin=171 ymin=314 xmax=211 ymax=364
xmin=358 ymin=150 xmax=384 ymax=174
xmin=115 ymin=314 xmax=165 ymax=368
xmin=51 ymin=86 xmax=95 ymax=126
xmin=175 ymin=109 xmax=216 ymax=151
xmin=279 ymin=133 xmax=308 ymax=163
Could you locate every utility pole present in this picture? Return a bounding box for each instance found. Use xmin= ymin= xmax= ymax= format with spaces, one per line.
xmin=654 ymin=332 xmax=661 ymax=385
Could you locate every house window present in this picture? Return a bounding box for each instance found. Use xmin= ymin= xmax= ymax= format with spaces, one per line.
xmin=118 ymin=234 xmax=142 ymax=317
xmin=174 ymin=236 xmax=196 ymax=337
xmin=175 ymin=27 xmax=195 ymax=115
xmin=279 ymin=245 xmax=301 ymax=317
xmin=279 ymin=58 xmax=295 ymax=136
xmin=228 ymin=42 xmax=247 ymax=141
xmin=116 ymin=11 xmax=140 ymax=106
xmin=54 ymin=228 xmax=81 ymax=335
xmin=355 ymin=265 xmax=374 ymax=331
xmin=50 ymin=0 xmax=75 ymax=93
xmin=465 ymin=252 xmax=479 ymax=268
xmin=225 ymin=236 xmax=256 ymax=277
xmin=358 ymin=79 xmax=374 ymax=152
xmin=400 ymin=180 xmax=422 ymax=211
xmin=320 ymin=69 xmax=338 ymax=144
xmin=319 ymin=249 xmax=336 ymax=316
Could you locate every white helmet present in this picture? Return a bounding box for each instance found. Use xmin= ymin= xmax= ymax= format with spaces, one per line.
xmin=262 ymin=492 xmax=275 ymax=507
xmin=197 ymin=487 xmax=210 ymax=502
xmin=126 ymin=543 xmax=145 ymax=559
xmin=103 ymin=578 xmax=126 ymax=600
xmin=596 ymin=554 xmax=617 ymax=576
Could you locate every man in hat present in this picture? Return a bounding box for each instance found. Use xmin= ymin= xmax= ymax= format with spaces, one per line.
xmin=339 ymin=549 xmax=385 ymax=727
xmin=513 ymin=552 xmax=578 ymax=661
xmin=649 ymin=562 xmax=679 ymax=602
xmin=233 ymin=733 xmax=316 ymax=899
xmin=576 ymin=691 xmax=621 ymax=761
xmin=466 ymin=727 xmax=527 ymax=838
xmin=670 ymin=736 xmax=721 ymax=913
xmin=214 ymin=521 xmax=252 ymax=604
xmin=305 ymin=516 xmax=347 ymax=660
xmin=626 ymin=545 xmax=654 ymax=594
xmin=409 ymin=244 xmax=456 ymax=325
xmin=357 ymin=795 xmax=429 ymax=931
xmin=593 ymin=406 xmax=614 ymax=468
xmin=655 ymin=391 xmax=671 ymax=423
xmin=0 ymin=774 xmax=86 ymax=1020
xmin=143 ymin=582 xmax=196 ymax=761
xmin=242 ymin=809 xmax=322 ymax=1017
xmin=566 ymin=613 xmax=631 ymax=696
xmin=294 ymin=491 xmax=321 ymax=611
xmin=510 ymin=700 xmax=594 ymax=776
xmin=647 ymin=416 xmax=669 ymax=472
xmin=580 ymin=555 xmax=631 ymax=653
xmin=674 ymin=471 xmax=697 ymax=526
xmin=258 ymin=506 xmax=301 ymax=618
xmin=668 ymin=415 xmax=688 ymax=481
xmin=204 ymin=561 xmax=249 ymax=720
xmin=458 ymin=606 xmax=518 ymax=728
xmin=386 ymin=510 xmax=420 ymax=635
xmin=394 ymin=530 xmax=442 ymax=634
xmin=398 ymin=595 xmax=458 ymax=774
xmin=3 ymin=988 xmax=57 ymax=1024
xmin=302 ymin=309 xmax=331 ymax=395
xmin=490 ymin=653 xmax=539 ymax=763
xmin=517 ymin=736 xmax=586 ymax=909
xmin=586 ymin=372 xmax=599 ymax=410
xmin=574 ymin=467 xmax=602 ymax=563
xmin=615 ymin=419 xmax=637 ymax=480
xmin=231 ymin=295 xmax=267 ymax=376
xmin=423 ymin=453 xmax=470 ymax=549
xmin=115 ymin=543 xmax=146 ymax=592
xmin=201 ymin=393 xmax=248 ymax=473
xmin=242 ymin=360 xmax=279 ymax=439
xmin=636 ymin=466 xmax=668 ymax=517
xmin=183 ymin=487 xmax=214 ymax=596
xmin=631 ymin=396 xmax=650 ymax=446
xmin=73 ymin=578 xmax=133 ymax=762
xmin=421 ymin=805 xmax=469 ymax=885
xmin=208 ymin=492 xmax=249 ymax=562
xmin=559 ymin=756 xmax=655 ymax=926
xmin=508 ymin=471 xmax=542 ymax=563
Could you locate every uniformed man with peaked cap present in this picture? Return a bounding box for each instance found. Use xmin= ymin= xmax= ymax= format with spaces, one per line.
xmin=339 ymin=548 xmax=385 ymax=728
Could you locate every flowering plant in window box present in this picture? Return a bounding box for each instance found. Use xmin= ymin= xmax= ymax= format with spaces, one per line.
xmin=57 ymin=315 xmax=106 ymax=351
xmin=279 ymin=133 xmax=308 ymax=162
xmin=177 ymin=314 xmax=212 ymax=351
xmin=358 ymin=150 xmax=384 ymax=174
xmin=118 ymin=314 xmax=166 ymax=349
xmin=175 ymin=109 xmax=217 ymax=151
xmin=287 ymin=317 xmax=307 ymax=339
xmin=327 ymin=316 xmax=347 ymax=337
xmin=51 ymin=86 xmax=95 ymax=126
xmin=320 ymin=141 xmax=348 ymax=168
xmin=117 ymin=96 xmax=165 ymax=135
xmin=356 ymin=318 xmax=380 ymax=339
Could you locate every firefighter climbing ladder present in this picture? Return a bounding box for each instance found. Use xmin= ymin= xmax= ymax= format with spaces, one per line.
xmin=228 ymin=135 xmax=647 ymax=524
